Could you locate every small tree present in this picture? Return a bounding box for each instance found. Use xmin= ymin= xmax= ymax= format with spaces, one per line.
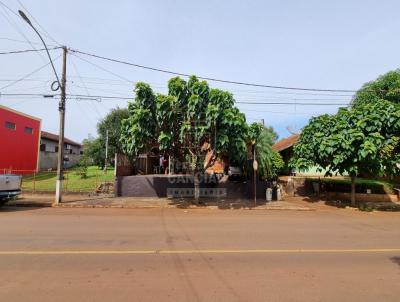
xmin=248 ymin=123 xmax=283 ymax=180
xmin=97 ymin=107 xmax=129 ymax=164
xmin=82 ymin=136 xmax=104 ymax=168
xmin=76 ymin=156 xmax=89 ymax=179
xmin=82 ymin=108 xmax=129 ymax=168
xmin=291 ymin=100 xmax=400 ymax=206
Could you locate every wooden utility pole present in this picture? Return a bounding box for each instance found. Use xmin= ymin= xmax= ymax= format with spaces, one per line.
xmin=54 ymin=46 xmax=67 ymax=204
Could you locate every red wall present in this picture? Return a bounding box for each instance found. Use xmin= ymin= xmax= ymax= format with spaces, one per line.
xmin=0 ymin=106 xmax=41 ymax=173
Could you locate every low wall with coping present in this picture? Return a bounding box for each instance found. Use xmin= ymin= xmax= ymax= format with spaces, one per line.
xmin=115 ymin=175 xmax=267 ymax=199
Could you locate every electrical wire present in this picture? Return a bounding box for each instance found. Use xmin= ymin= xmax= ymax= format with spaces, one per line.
xmin=69 ymin=48 xmax=357 ymax=93
xmin=0 ymin=37 xmax=58 ymax=47
xmin=15 ymin=0 xmax=62 ymax=46
xmin=70 ymin=52 xmax=133 ymax=84
xmin=69 ymin=55 xmax=103 ymax=119
xmin=0 ymin=2 xmax=47 ymax=64
xmin=0 ymin=46 xmax=61 ymax=55
xmin=0 ymin=53 xmax=61 ymax=90
xmin=0 ymin=91 xmax=350 ymax=106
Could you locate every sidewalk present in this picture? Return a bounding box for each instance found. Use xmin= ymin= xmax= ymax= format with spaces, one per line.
xmin=5 ymin=193 xmax=314 ymax=211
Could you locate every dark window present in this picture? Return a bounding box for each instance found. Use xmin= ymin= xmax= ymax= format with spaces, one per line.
xmin=80 ymin=151 xmax=84 ymax=155
xmin=55 ymin=146 xmax=59 ymax=153
xmin=40 ymin=144 xmax=46 ymax=151
xmin=24 ymin=127 xmax=33 ymax=134
xmin=5 ymin=121 xmax=16 ymax=130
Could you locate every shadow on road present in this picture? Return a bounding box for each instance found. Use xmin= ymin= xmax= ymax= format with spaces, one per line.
xmin=390 ymin=257 xmax=400 ymax=267
xmin=168 ymin=198 xmax=268 ymax=210
xmin=301 ymin=196 xmax=400 ymax=212
xmin=0 ymin=206 xmax=43 ymax=213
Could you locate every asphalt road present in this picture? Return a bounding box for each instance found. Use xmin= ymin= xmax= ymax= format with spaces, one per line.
xmin=0 ymin=206 xmax=399 ymax=302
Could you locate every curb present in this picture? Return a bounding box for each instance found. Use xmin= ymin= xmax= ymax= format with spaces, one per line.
xmin=4 ymin=201 xmax=314 ymax=211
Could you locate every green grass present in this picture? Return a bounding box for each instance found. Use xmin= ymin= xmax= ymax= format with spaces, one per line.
xmin=22 ymin=166 xmax=114 ymax=192
xmin=305 ymin=176 xmax=394 ymax=194
xmin=316 ymin=177 xmax=390 ymax=186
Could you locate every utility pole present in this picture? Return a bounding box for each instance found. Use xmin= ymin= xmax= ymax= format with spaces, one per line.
xmin=55 ymin=46 xmax=67 ymax=204
xmin=104 ymin=129 xmax=109 ymax=173
xmin=17 ymin=10 xmax=67 ymax=205
xmin=253 ymin=146 xmax=257 ymax=207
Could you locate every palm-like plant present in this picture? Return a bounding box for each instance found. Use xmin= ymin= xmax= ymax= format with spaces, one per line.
xmin=250 ymin=123 xmax=284 ymax=180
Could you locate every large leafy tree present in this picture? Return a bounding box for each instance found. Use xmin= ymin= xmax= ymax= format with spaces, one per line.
xmin=120 ymin=75 xmax=251 ymax=199
xmin=352 ymin=70 xmax=400 ymax=107
xmin=291 ymin=100 xmax=400 ymax=206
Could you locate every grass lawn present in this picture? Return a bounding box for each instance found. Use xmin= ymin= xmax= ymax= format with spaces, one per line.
xmin=22 ymin=166 xmax=114 ymax=192
xmin=305 ymin=176 xmax=394 ymax=194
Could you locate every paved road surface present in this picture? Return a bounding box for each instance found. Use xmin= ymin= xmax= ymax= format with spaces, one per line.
xmin=0 ymin=206 xmax=399 ymax=301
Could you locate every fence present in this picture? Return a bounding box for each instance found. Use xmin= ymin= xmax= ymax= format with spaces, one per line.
xmin=1 ymin=166 xmax=114 ymax=194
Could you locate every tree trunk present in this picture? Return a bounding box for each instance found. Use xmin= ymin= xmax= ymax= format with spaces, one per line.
xmin=194 ymin=172 xmax=200 ymax=202
xmin=191 ymin=153 xmax=200 ymax=203
xmin=350 ymin=175 xmax=356 ymax=207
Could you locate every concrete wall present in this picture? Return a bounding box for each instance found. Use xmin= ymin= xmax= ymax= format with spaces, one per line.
xmin=39 ymin=151 xmax=81 ymax=170
xmin=41 ymin=138 xmax=58 ymax=152
xmin=115 ymin=175 xmax=268 ymax=199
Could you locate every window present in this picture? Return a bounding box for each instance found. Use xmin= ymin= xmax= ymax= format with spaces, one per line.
xmin=40 ymin=144 xmax=46 ymax=151
xmin=5 ymin=121 xmax=16 ymax=130
xmin=24 ymin=127 xmax=33 ymax=134
xmin=55 ymin=146 xmax=59 ymax=153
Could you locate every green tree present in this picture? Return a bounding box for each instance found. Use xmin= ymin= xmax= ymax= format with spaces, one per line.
xmin=120 ymin=75 xmax=250 ymax=200
xmin=82 ymin=107 xmax=129 ymax=168
xmin=82 ymin=135 xmax=104 ymax=167
xmin=352 ymin=70 xmax=400 ymax=107
xmin=248 ymin=123 xmax=283 ymax=180
xmin=97 ymin=107 xmax=129 ymax=158
xmin=291 ymin=100 xmax=400 ymax=206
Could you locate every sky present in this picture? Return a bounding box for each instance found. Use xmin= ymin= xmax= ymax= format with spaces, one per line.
xmin=1 ymin=0 xmax=400 ymax=143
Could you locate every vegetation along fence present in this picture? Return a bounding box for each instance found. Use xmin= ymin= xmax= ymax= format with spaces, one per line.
xmin=1 ymin=166 xmax=114 ymax=193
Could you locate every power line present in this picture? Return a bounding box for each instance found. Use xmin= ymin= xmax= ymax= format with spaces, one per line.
xmin=0 ymin=93 xmax=57 ymax=97
xmin=0 ymin=91 xmax=350 ymax=106
xmin=69 ymin=55 xmax=103 ymax=119
xmin=236 ymin=101 xmax=349 ymax=106
xmin=0 ymin=53 xmax=62 ymax=90
xmin=68 ymin=48 xmax=357 ymax=93
xmin=0 ymin=46 xmax=355 ymax=97
xmin=0 ymin=46 xmax=61 ymax=55
xmin=0 ymin=1 xmax=47 ymax=64
xmin=70 ymin=52 xmax=133 ymax=84
xmin=15 ymin=0 xmax=62 ymax=46
xmin=0 ymin=36 xmax=58 ymax=47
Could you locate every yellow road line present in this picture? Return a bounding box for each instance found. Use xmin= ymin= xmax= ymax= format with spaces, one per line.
xmin=0 ymin=248 xmax=399 ymax=255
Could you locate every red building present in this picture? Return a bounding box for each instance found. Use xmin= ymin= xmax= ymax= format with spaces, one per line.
xmin=0 ymin=105 xmax=41 ymax=173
